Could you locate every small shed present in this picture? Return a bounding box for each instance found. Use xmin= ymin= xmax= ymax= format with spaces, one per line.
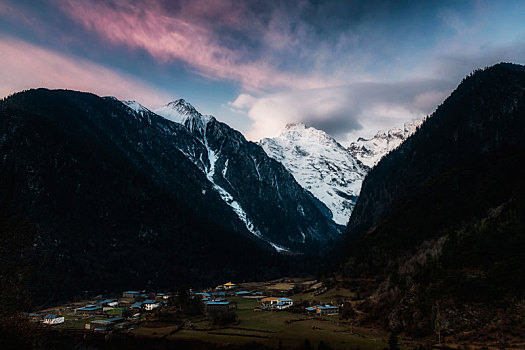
xmin=305 ymin=306 xmax=316 ymax=314
xmin=99 ymin=299 xmax=118 ymax=307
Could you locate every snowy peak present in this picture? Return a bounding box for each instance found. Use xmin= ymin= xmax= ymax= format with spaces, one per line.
xmin=155 ymin=99 xmax=214 ymax=134
xmin=121 ymin=100 xmax=151 ymax=115
xmin=348 ymin=119 xmax=422 ymax=168
xmin=284 ymin=122 xmax=306 ymax=130
xmin=276 ymin=123 xmax=344 ymax=151
xmin=260 ymin=124 xmax=367 ymax=226
xmin=167 ymin=98 xmax=199 ymax=117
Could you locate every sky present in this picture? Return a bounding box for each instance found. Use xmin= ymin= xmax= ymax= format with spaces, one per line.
xmin=1 ymin=0 xmax=525 ymax=144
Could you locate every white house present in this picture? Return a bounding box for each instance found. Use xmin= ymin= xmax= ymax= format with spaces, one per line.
xmin=42 ymin=314 xmax=65 ymax=325
xmin=142 ymin=300 xmax=160 ymax=311
xmin=274 ymin=298 xmax=293 ymax=310
xmin=261 ymin=297 xmax=294 ymax=310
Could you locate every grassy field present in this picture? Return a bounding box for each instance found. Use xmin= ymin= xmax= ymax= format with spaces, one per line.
xmin=54 ymin=316 xmax=88 ymax=330
xmin=152 ymin=296 xmax=389 ymax=349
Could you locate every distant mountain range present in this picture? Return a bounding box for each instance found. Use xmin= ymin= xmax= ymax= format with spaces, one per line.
xmin=347 ymin=120 xmax=422 ymax=168
xmin=259 ymin=121 xmax=423 ymax=226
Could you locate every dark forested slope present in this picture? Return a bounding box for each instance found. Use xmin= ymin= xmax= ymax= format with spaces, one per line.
xmin=0 ymin=89 xmax=288 ymax=305
xmin=341 ymin=63 xmax=525 ymax=337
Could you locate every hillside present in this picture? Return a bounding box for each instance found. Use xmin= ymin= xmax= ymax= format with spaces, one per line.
xmin=341 ymin=63 xmax=525 ymax=339
xmin=0 ymin=89 xmax=291 ymax=305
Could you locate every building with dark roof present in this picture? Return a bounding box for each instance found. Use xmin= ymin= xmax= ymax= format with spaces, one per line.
xmin=313 ymin=305 xmax=339 ymax=315
xmin=205 ymin=301 xmax=237 ymax=312
xmin=131 ymin=301 xmax=143 ymax=309
xmin=88 ymin=317 xmax=125 ymax=331
xmin=76 ymin=305 xmax=103 ymax=317
xmin=122 ymin=291 xmax=140 ymax=298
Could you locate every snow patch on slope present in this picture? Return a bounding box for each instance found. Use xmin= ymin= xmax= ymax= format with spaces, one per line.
xmin=122 ymin=100 xmax=150 ymax=114
xmin=154 ymin=99 xmax=194 ymax=124
xmin=154 ymin=99 xmax=214 ymax=127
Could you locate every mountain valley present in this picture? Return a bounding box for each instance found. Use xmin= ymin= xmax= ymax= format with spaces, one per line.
xmin=2 ymin=64 xmax=525 ymax=349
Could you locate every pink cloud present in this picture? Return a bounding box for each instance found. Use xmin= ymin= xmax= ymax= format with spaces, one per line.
xmin=0 ymin=35 xmax=171 ymax=108
xmin=55 ymin=0 xmax=328 ymax=91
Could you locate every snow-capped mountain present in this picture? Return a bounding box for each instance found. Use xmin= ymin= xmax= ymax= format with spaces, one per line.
xmin=348 ymin=120 xmax=423 ymax=168
xmin=155 ymin=100 xmax=341 ymax=252
xmin=260 ymin=123 xmax=368 ymax=226
xmin=122 ymin=100 xmax=151 ymax=115
xmin=155 ymin=99 xmax=214 ymax=133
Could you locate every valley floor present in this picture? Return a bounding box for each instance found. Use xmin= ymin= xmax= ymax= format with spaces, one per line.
xmin=129 ymin=296 xmax=388 ymax=349
xmin=21 ymin=277 xmax=522 ymax=349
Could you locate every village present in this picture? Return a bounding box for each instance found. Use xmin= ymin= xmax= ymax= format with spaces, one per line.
xmin=24 ymin=277 xmax=395 ymax=349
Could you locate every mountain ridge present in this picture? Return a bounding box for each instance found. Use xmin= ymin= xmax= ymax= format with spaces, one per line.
xmin=347 ymin=119 xmax=422 ymax=168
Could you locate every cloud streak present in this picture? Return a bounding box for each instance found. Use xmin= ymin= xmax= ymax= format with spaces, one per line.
xmin=0 ymin=35 xmax=170 ymax=107
xmin=55 ymin=0 xmax=330 ymax=91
